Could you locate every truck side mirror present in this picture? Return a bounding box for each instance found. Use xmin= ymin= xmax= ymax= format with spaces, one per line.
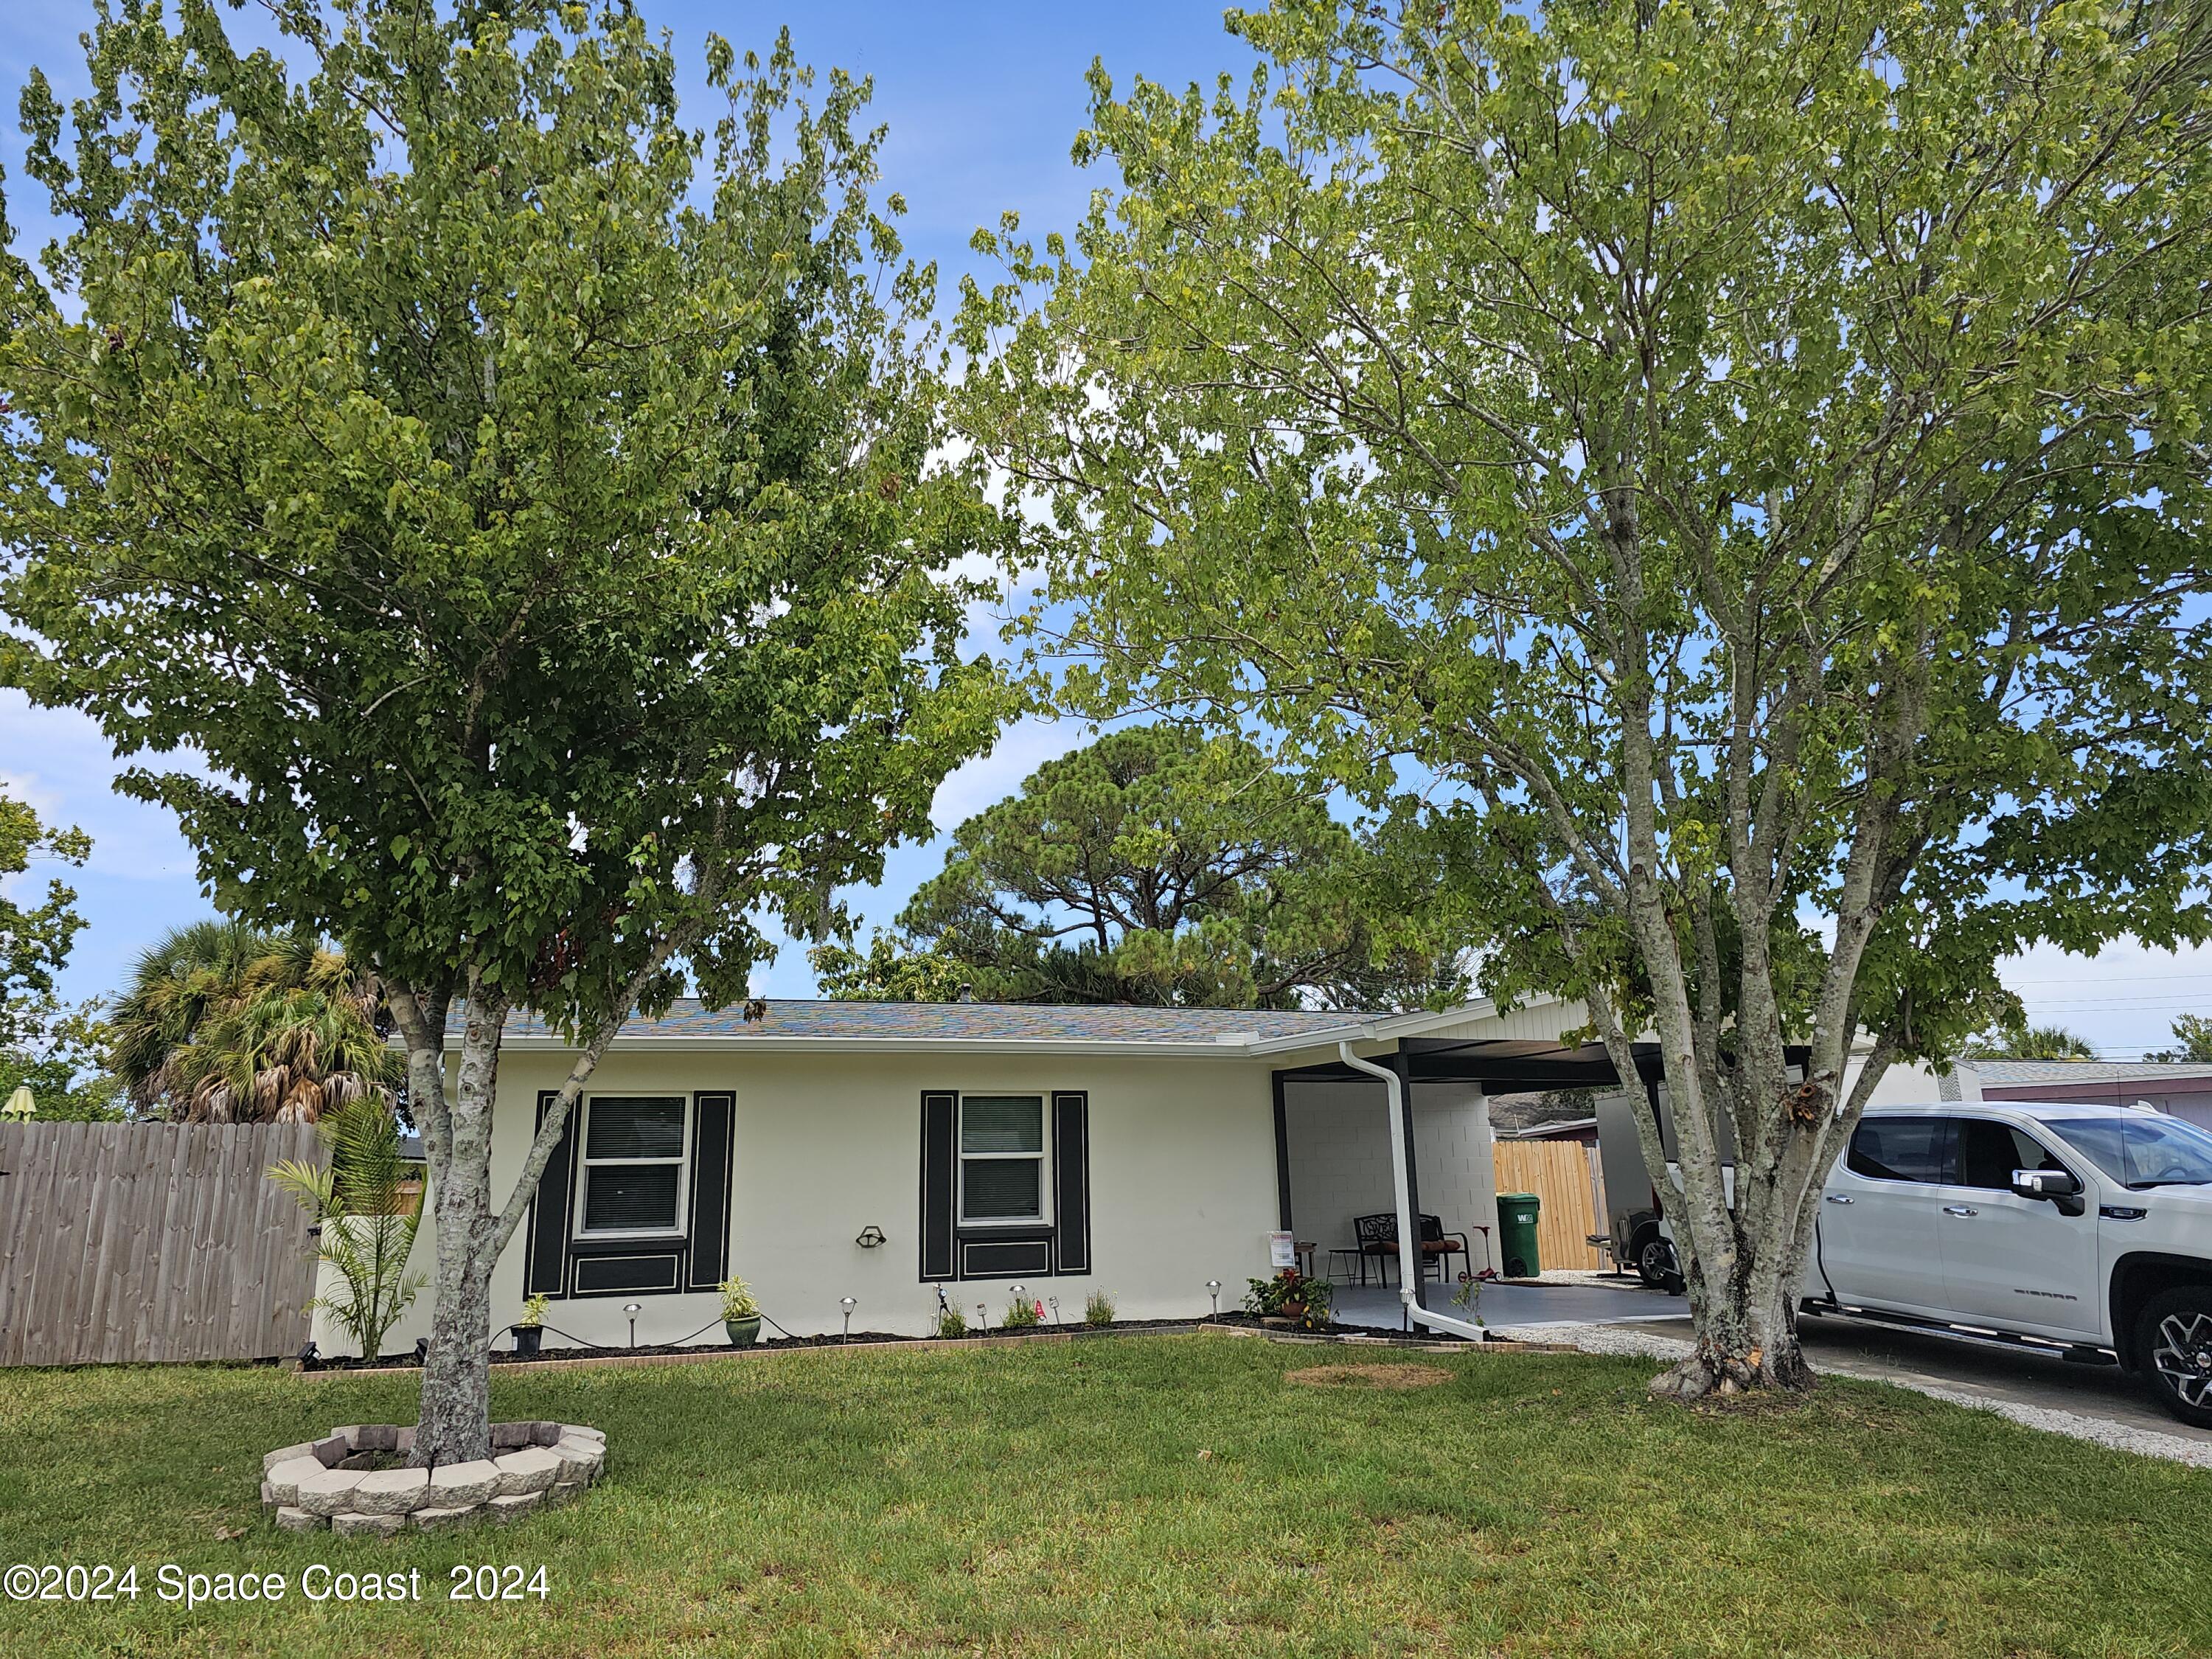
xmin=2011 ymin=1168 xmax=2084 ymax=1214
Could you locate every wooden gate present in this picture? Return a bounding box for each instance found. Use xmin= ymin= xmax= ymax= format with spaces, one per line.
xmin=0 ymin=1121 xmax=325 ymax=1365
xmin=1492 ymin=1139 xmax=1607 ymax=1271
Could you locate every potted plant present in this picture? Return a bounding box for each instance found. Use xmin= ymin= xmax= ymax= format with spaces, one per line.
xmin=720 ymin=1276 xmax=762 ymax=1347
xmin=512 ymin=1292 xmax=549 ymax=1357
xmin=1244 ymin=1267 xmax=1332 ymax=1332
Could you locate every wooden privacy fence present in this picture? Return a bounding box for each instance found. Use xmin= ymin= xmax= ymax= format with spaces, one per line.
xmin=0 ymin=1121 xmax=324 ymax=1366
xmin=1491 ymin=1139 xmax=1607 ymax=1272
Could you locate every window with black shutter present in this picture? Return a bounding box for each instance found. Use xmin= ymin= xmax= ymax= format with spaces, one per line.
xmin=526 ymin=1091 xmax=735 ymax=1299
xmin=919 ymin=1089 xmax=1091 ymax=1282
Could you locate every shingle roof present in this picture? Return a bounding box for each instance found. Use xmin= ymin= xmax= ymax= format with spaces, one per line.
xmin=488 ymin=998 xmax=1371 ymax=1048
xmin=1963 ymin=1058 xmax=2212 ymax=1085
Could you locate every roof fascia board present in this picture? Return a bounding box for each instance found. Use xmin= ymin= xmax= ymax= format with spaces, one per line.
xmin=453 ymin=1034 xmax=1279 ymax=1059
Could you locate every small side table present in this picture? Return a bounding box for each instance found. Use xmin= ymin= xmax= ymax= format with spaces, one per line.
xmin=1294 ymin=1240 xmax=1318 ymax=1279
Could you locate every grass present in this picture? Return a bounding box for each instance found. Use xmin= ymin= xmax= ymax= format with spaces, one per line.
xmin=1 ymin=1333 xmax=2207 ymax=1657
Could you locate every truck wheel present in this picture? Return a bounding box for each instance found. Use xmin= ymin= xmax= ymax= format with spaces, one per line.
xmin=2137 ymin=1287 xmax=2212 ymax=1428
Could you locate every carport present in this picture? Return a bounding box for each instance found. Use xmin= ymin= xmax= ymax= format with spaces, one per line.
xmin=1266 ymin=1036 xmax=1675 ymax=1341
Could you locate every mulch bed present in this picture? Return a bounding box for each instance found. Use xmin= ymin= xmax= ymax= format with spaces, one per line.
xmin=296 ymin=1318 xmax=1220 ymax=1377
xmin=293 ymin=1312 xmax=1521 ymax=1380
xmin=307 ymin=1313 xmax=1445 ymax=1374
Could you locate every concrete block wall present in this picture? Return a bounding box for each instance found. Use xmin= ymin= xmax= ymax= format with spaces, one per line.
xmin=1281 ymin=1079 xmax=1497 ymax=1281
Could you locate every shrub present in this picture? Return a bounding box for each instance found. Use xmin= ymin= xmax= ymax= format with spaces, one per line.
xmin=516 ymin=1292 xmax=550 ymax=1330
xmin=1083 ymin=1291 xmax=1116 ymax=1328
xmin=1001 ymin=1298 xmax=1042 ymax=1329
xmin=936 ymin=1305 xmax=968 ymax=1339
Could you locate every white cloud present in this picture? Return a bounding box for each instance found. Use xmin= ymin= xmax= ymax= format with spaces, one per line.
xmin=926 ymin=714 xmax=1088 ymax=832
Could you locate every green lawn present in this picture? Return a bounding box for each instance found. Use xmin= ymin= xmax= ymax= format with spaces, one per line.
xmin=0 ymin=1332 xmax=2205 ymax=1658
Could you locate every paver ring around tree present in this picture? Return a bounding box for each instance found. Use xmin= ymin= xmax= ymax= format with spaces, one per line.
xmin=260 ymin=1422 xmax=606 ymax=1537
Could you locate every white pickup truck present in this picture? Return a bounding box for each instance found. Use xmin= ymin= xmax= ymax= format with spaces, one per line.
xmin=1812 ymin=1101 xmax=2212 ymax=1427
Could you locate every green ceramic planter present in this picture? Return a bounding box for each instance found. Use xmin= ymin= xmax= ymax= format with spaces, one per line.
xmin=725 ymin=1315 xmax=762 ymax=1348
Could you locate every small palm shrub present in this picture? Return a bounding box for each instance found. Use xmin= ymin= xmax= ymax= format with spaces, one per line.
xmin=1083 ymin=1291 xmax=1116 ymax=1328
xmin=936 ymin=1305 xmax=967 ymax=1338
xmin=268 ymin=1098 xmax=425 ymax=1361
xmin=1000 ymin=1298 xmax=1042 ymax=1329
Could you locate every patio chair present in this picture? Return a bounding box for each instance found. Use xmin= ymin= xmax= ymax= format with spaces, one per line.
xmin=1351 ymin=1214 xmax=1472 ymax=1287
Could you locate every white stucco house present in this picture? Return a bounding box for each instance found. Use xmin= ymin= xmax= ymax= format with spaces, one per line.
xmin=318 ymin=995 xmax=1601 ymax=1358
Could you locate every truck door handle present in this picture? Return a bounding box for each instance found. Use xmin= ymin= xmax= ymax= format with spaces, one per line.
xmin=1941 ymin=1205 xmax=1978 ymax=1217
xmin=1823 ymin=1194 xmax=1852 ymax=1205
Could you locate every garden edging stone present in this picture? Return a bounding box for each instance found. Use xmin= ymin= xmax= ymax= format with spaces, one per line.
xmin=262 ymin=1425 xmax=602 ymax=1534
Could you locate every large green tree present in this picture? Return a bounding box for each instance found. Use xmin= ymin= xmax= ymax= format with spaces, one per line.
xmin=1 ymin=0 xmax=1004 ymax=1457
xmin=0 ymin=785 xmax=90 ymax=1053
xmin=961 ymin=0 xmax=2212 ymax=1395
xmin=0 ymin=785 xmax=118 ymax=1119
xmin=817 ymin=724 xmax=1467 ymax=1008
xmin=2146 ymin=1015 xmax=2212 ymax=1064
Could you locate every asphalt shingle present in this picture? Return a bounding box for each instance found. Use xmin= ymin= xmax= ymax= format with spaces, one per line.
xmin=485 ymin=998 xmax=1369 ymax=1046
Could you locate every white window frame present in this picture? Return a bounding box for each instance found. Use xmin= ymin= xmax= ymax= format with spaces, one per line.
xmin=958 ymin=1093 xmax=1051 ymax=1228
xmin=574 ymin=1094 xmax=691 ymax=1239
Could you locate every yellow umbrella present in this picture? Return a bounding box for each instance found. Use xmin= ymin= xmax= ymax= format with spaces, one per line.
xmin=1 ymin=1084 xmax=34 ymax=1120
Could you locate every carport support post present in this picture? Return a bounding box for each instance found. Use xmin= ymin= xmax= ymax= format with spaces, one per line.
xmin=1271 ymin=1069 xmax=1293 ymax=1234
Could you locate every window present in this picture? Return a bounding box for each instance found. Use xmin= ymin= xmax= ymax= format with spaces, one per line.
xmin=1955 ymin=1118 xmax=2070 ymax=1191
xmin=2050 ymin=1114 xmax=2212 ymax=1189
xmin=577 ymin=1096 xmax=689 ymax=1236
xmin=960 ymin=1095 xmax=1046 ymax=1225
xmin=1846 ymin=1116 xmax=1951 ymax=1184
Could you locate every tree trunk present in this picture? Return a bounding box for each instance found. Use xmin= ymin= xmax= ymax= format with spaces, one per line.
xmin=407 ymin=988 xmax=507 ymax=1468
xmin=412 ymin=1173 xmax=498 ymax=1464
xmin=1639 ymin=1071 xmax=1860 ymax=1402
xmin=1647 ymin=1221 xmax=1817 ymax=1399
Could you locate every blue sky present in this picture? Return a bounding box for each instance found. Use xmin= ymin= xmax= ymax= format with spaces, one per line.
xmin=4 ymin=1 xmax=2211 ymax=1054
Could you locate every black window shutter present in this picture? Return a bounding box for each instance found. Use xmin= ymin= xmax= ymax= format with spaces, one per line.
xmin=1052 ymin=1091 xmax=1091 ymax=1276
xmin=524 ymin=1091 xmax=577 ymax=1296
xmin=686 ymin=1091 xmax=735 ymax=1290
xmin=919 ymin=1091 xmax=957 ymax=1281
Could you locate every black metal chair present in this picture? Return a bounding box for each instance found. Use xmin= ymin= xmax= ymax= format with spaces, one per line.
xmin=1352 ymin=1213 xmax=1472 ymax=1286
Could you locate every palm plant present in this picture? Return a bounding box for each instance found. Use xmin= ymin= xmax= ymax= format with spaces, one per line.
xmin=269 ymin=1097 xmax=425 ymax=1363
xmin=110 ymin=920 xmax=397 ymax=1121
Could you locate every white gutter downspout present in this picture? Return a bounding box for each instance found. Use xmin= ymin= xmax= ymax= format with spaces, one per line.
xmin=1338 ymin=1040 xmax=1488 ymax=1343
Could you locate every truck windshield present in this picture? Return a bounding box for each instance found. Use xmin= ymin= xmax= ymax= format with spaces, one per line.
xmin=2048 ymin=1116 xmax=2212 ymax=1189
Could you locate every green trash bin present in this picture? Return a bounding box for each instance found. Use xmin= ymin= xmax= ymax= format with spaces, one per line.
xmin=1496 ymin=1192 xmax=1542 ymax=1278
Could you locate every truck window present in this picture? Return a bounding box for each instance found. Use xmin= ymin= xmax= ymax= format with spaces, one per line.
xmin=1954 ymin=1119 xmax=2069 ymax=1190
xmin=1846 ymin=1116 xmax=1951 ymax=1183
xmin=2049 ymin=1115 xmax=2212 ymax=1189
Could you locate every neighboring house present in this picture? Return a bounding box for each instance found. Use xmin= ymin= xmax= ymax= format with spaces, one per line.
xmin=317 ymin=995 xmax=1599 ymax=1357
xmin=1936 ymin=1057 xmax=2212 ymax=1133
